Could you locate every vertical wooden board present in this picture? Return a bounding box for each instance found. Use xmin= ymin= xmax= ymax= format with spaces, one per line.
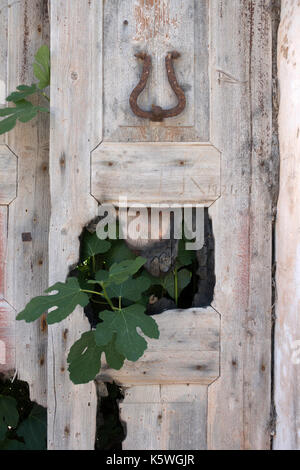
xmin=161 ymin=385 xmax=207 ymax=450
xmin=274 ymin=0 xmax=300 ymax=450
xmin=121 ymin=385 xmax=207 ymax=450
xmin=0 ymin=145 xmax=17 ymax=204
xmin=121 ymin=386 xmax=163 ymax=450
xmin=4 ymin=0 xmax=50 ymax=405
xmin=0 ymin=206 xmax=7 ymax=298
xmin=0 ymin=300 xmax=15 ymax=372
xmin=0 ymin=0 xmax=8 ymax=116
xmin=0 ymin=3 xmax=14 ymax=373
xmin=0 ymin=206 xmax=15 ymax=372
xmin=207 ymin=1 xmax=273 ymax=450
xmin=48 ymin=0 xmax=102 ymax=450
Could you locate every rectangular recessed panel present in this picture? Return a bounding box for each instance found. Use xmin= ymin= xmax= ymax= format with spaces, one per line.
xmin=100 ymin=350 xmax=219 ymax=386
xmin=120 ymin=385 xmax=208 ymax=450
xmin=91 ymin=143 xmax=221 ymax=205
xmin=98 ymin=308 xmax=220 ymax=385
xmin=146 ymin=309 xmax=220 ymax=352
xmin=103 ymin=0 xmax=209 ymax=142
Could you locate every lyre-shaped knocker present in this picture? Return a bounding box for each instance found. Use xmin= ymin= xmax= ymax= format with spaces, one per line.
xmin=129 ymin=51 xmax=186 ymax=122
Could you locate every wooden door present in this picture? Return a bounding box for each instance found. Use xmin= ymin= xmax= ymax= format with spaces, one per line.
xmin=0 ymin=1 xmax=49 ymax=407
xmin=49 ymin=0 xmax=275 ymax=450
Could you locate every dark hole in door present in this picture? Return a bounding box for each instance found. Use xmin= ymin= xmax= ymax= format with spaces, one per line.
xmin=75 ymin=208 xmax=215 ymax=450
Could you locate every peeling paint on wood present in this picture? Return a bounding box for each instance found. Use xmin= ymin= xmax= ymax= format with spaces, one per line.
xmin=133 ymin=0 xmax=178 ymax=43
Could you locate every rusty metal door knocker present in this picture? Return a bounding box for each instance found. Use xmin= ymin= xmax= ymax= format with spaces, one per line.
xmin=129 ymin=51 xmax=186 ymax=122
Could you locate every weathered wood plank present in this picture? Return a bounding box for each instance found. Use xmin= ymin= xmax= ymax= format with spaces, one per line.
xmin=0 ymin=1 xmax=14 ymax=374
xmin=99 ymin=308 xmax=220 ymax=385
xmin=48 ymin=0 xmax=102 ymax=450
xmin=0 ymin=145 xmax=17 ymax=204
xmin=92 ymin=143 xmax=220 ymax=205
xmin=0 ymin=205 xmax=15 ymax=372
xmin=0 ymin=299 xmax=15 ymax=372
xmin=120 ymin=385 xmax=208 ymax=450
xmin=103 ymin=0 xmax=209 ymax=143
xmin=274 ymin=0 xmax=300 ymax=451
xmin=3 ymin=0 xmax=50 ymax=404
xmin=0 ymin=0 xmax=8 ymax=117
xmin=208 ymin=0 xmax=274 ymax=450
xmin=101 ymin=351 xmax=219 ymax=386
xmin=0 ymin=205 xmax=7 ymax=299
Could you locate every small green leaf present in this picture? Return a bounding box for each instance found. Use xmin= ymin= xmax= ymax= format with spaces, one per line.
xmin=76 ymin=266 xmax=91 ymax=290
xmin=94 ymin=270 xmax=109 ymax=283
xmin=0 ymin=115 xmax=17 ymax=134
xmin=95 ymin=304 xmax=159 ymax=362
xmin=142 ymin=270 xmax=163 ymax=287
xmin=178 ymin=269 xmax=192 ymax=292
xmin=0 ymin=395 xmax=19 ymax=441
xmin=16 ymin=277 xmax=89 ymax=324
xmin=176 ymin=239 xmax=197 ymax=267
xmin=0 ymin=100 xmax=48 ymax=136
xmin=18 ymin=107 xmax=38 ymax=123
xmin=81 ymin=231 xmax=111 ymax=262
xmin=91 ymin=258 xmax=146 ymax=289
xmin=68 ymin=332 xmax=125 ymax=383
xmin=33 ymin=45 xmax=50 ymax=89
xmin=105 ymin=240 xmax=135 ymax=268
xmin=67 ymin=331 xmax=103 ymax=384
xmin=106 ymin=274 xmax=151 ymax=302
xmin=163 ymin=268 xmax=192 ymax=299
xmin=0 ymin=107 xmax=16 ymax=116
xmin=17 ymin=404 xmax=47 ymax=450
xmin=6 ymin=84 xmax=38 ymax=103
xmin=108 ymin=257 xmax=146 ymax=285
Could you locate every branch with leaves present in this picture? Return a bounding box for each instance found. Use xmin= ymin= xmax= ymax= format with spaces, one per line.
xmin=17 ymin=233 xmax=160 ymax=385
xmin=0 ymin=45 xmax=50 ymax=135
xmin=16 ymin=229 xmax=197 ymax=385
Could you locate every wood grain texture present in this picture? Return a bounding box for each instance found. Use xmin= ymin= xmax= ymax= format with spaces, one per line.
xmin=99 ymin=308 xmax=220 ymax=386
xmin=0 ymin=1 xmax=14 ymax=374
xmin=274 ymin=0 xmax=300 ymax=450
xmin=95 ymin=0 xmax=274 ymax=450
xmin=48 ymin=0 xmax=102 ymax=450
xmin=0 ymin=300 xmax=15 ymax=372
xmin=120 ymin=385 xmax=208 ymax=450
xmin=0 ymin=145 xmax=17 ymax=204
xmin=3 ymin=0 xmax=50 ymax=406
xmin=0 ymin=205 xmax=15 ymax=372
xmin=207 ymin=0 xmax=274 ymax=450
xmin=0 ymin=206 xmax=7 ymax=299
xmin=103 ymin=0 xmax=209 ymax=142
xmin=0 ymin=0 xmax=8 ymax=113
xmin=92 ymin=143 xmax=220 ymax=205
